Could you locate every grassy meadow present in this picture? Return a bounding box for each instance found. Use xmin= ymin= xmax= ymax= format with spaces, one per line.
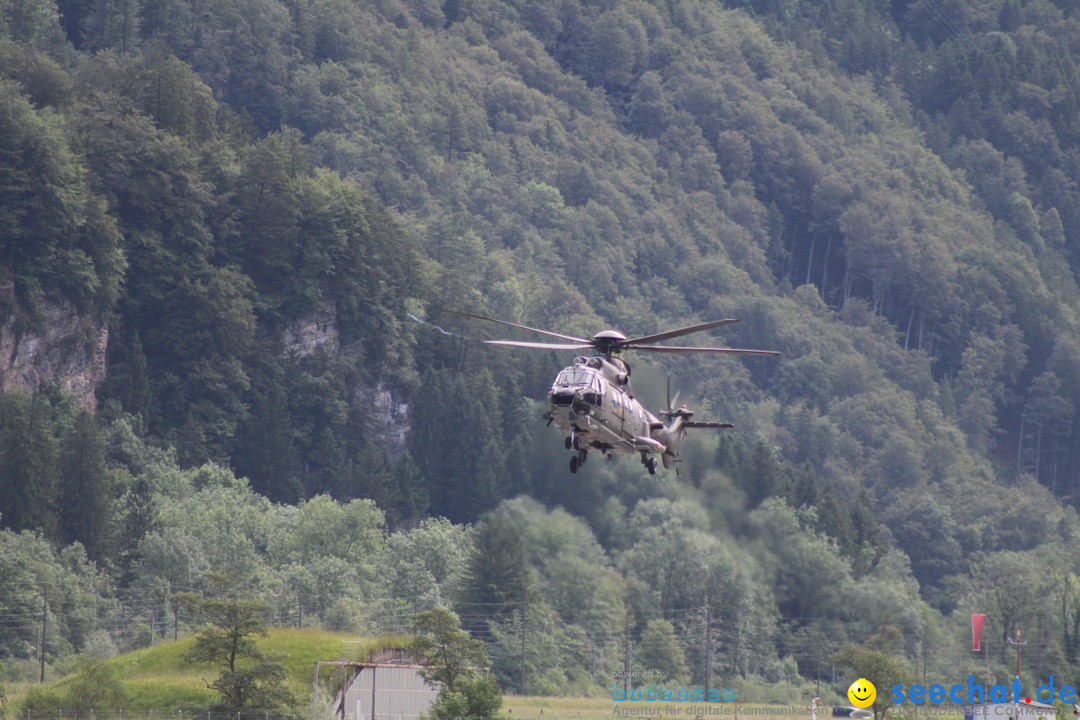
xmin=2 ymin=631 xmax=964 ymax=720
xmin=4 ymin=629 xmax=402 ymax=713
xmin=502 ymin=696 xmax=965 ymax=720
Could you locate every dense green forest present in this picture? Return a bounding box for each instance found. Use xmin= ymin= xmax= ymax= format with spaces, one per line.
xmin=4 ymin=0 xmax=1080 ymax=705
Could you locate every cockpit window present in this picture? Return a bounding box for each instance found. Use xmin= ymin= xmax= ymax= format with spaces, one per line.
xmin=555 ymin=368 xmax=596 ymax=387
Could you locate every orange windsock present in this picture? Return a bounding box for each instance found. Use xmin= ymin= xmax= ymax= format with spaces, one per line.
xmin=972 ymin=613 xmax=987 ymax=651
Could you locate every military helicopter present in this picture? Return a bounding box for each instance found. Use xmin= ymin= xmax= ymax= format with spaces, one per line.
xmin=442 ymin=310 xmax=779 ymax=474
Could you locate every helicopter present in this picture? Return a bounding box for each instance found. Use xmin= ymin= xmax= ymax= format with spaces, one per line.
xmin=442 ymin=310 xmax=779 ymax=474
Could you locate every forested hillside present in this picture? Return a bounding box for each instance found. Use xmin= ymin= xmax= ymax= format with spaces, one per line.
xmin=4 ymin=0 xmax=1080 ymax=702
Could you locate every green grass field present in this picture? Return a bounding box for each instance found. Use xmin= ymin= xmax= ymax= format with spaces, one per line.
xmin=3 ymin=631 xmax=962 ymax=720
xmin=502 ymin=697 xmax=964 ymax=720
xmin=4 ymin=629 xmax=406 ymax=713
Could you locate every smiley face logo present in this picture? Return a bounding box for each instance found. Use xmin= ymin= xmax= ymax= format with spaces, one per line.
xmin=848 ymin=678 xmax=876 ymax=709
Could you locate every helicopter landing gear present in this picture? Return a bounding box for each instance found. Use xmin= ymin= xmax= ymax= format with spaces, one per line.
xmin=565 ymin=436 xmax=573 ymax=450
xmin=570 ymin=449 xmax=587 ymax=473
xmin=640 ymin=452 xmax=657 ymax=475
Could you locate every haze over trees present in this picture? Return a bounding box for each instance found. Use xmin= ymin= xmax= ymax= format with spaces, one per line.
xmin=3 ymin=0 xmax=1080 ymax=705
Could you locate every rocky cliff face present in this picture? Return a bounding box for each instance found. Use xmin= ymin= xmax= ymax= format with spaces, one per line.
xmin=283 ymin=302 xmax=340 ymax=357
xmin=0 ymin=303 xmax=108 ymax=408
xmin=358 ymin=382 xmax=411 ymax=456
xmin=284 ymin=303 xmax=411 ymax=455
xmin=0 ymin=300 xmax=412 ymax=454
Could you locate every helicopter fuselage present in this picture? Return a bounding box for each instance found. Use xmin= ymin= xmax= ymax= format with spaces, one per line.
xmin=546 ymin=356 xmax=684 ymax=473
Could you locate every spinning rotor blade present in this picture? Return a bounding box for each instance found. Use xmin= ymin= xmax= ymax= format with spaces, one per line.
xmin=624 ymin=319 xmax=739 ymax=346
xmin=441 ymin=309 xmax=780 ymax=357
xmin=685 ymin=421 xmax=735 ymax=429
xmin=439 ymin=309 xmax=589 ymax=344
xmin=628 ymin=345 xmax=782 ymax=356
xmin=485 ymin=339 xmax=592 ymax=351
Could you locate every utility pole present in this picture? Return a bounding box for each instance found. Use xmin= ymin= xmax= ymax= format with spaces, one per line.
xmin=923 ymin=640 xmax=928 ymax=683
xmin=1009 ymin=628 xmax=1026 ymax=701
xmin=519 ymin=606 xmax=527 ymax=695
xmin=169 ymin=581 xmax=177 ymax=641
xmin=914 ymin=641 xmax=922 ymax=720
xmin=1035 ymin=617 xmax=1044 ymax=682
xmin=1011 ymin=629 xmax=1025 ymax=678
xmin=704 ymin=601 xmax=713 ymax=700
xmin=39 ymin=587 xmax=47 ymax=683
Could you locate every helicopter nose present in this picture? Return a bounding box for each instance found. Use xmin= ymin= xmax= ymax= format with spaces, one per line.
xmin=549 ymin=389 xmax=575 ymax=406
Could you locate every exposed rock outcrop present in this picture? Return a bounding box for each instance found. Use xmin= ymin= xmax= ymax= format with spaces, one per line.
xmin=283 ymin=302 xmax=339 ymax=357
xmin=359 ymin=382 xmax=411 ymax=457
xmin=0 ymin=303 xmax=108 ymax=408
xmin=284 ymin=304 xmax=411 ymax=456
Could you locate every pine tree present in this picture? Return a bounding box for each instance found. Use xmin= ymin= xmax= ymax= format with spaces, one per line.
xmin=117 ymin=475 xmax=155 ymax=585
xmin=635 ymin=619 xmax=690 ymax=685
xmin=458 ymin=511 xmax=531 ymax=636
xmin=233 ymin=375 xmax=299 ymax=503
xmin=58 ymin=409 xmax=112 ymax=559
xmin=83 ymin=0 xmax=141 ymax=51
xmin=102 ymin=330 xmax=150 ymax=419
xmin=175 ymin=575 xmax=294 ymax=712
xmin=175 ymin=411 xmax=209 ymax=468
xmin=0 ymin=393 xmax=59 ymax=538
xmin=391 ymin=451 xmax=428 ymax=525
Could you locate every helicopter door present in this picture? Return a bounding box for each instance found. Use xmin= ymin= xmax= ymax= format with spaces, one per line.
xmin=629 ymin=399 xmax=642 ymax=437
xmin=612 ymin=389 xmax=627 ymax=435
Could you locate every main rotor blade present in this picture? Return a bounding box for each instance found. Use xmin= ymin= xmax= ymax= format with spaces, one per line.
xmin=485 ymin=339 xmax=592 ymax=351
xmin=628 ymin=345 xmax=781 ymax=356
xmin=624 ymin=319 xmax=739 ymax=346
xmin=439 ymin=309 xmax=589 ymax=344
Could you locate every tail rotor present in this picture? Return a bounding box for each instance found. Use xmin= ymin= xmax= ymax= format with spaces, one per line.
xmin=662 ymin=376 xmax=734 ymax=430
xmin=663 ymin=375 xmax=683 ymax=421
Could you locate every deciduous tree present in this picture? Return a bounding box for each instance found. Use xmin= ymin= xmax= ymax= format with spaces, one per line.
xmin=411 ymin=607 xmax=489 ymax=693
xmin=176 ymin=574 xmax=294 ymax=712
xmin=831 ymin=627 xmax=914 ymax=720
xmin=411 ymin=608 xmax=501 ymax=720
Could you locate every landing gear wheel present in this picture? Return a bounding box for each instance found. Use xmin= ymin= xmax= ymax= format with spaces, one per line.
xmin=646 ymin=457 xmax=658 ymax=475
xmin=578 ymin=449 xmax=588 ymax=465
xmin=569 ymin=455 xmax=579 ymax=473
xmin=565 ymin=436 xmax=573 ymax=450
